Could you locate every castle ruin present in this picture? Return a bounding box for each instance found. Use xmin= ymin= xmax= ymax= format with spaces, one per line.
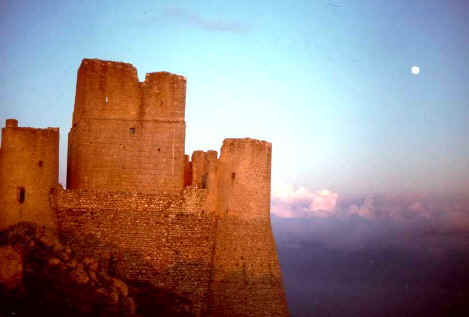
xmin=0 ymin=59 xmax=289 ymax=316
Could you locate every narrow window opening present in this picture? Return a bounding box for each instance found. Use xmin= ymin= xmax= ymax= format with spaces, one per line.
xmin=201 ymin=174 xmax=207 ymax=189
xmin=105 ymin=96 xmax=109 ymax=104
xmin=231 ymin=172 xmax=236 ymax=183
xmin=17 ymin=187 xmax=25 ymax=204
xmin=38 ymin=160 xmax=43 ymax=167
xmin=129 ymin=127 xmax=135 ymax=135
xmin=157 ymin=148 xmax=161 ymax=152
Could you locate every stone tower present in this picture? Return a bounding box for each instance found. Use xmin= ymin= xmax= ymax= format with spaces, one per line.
xmin=208 ymin=139 xmax=289 ymax=316
xmin=67 ymin=59 xmax=186 ymax=194
xmin=0 ymin=119 xmax=59 ymax=230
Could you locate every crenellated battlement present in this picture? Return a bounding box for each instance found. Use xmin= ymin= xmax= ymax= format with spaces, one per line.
xmin=73 ymin=59 xmax=186 ymax=124
xmin=0 ymin=58 xmax=289 ymax=317
xmin=142 ymin=71 xmax=186 ymax=121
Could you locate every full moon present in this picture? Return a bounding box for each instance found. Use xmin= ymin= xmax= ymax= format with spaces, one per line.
xmin=411 ymin=65 xmax=420 ymax=75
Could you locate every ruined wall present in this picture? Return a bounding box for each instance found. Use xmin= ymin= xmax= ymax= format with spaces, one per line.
xmin=0 ymin=119 xmax=59 ymax=230
xmin=191 ymin=150 xmax=216 ymax=188
xmin=53 ymin=187 xmax=214 ymax=316
xmin=190 ymin=150 xmax=219 ymax=213
xmin=208 ymin=139 xmax=289 ymax=317
xmin=67 ymin=59 xmax=186 ymax=194
xmin=0 ymin=58 xmax=290 ymax=316
xmin=184 ymin=155 xmax=193 ymax=187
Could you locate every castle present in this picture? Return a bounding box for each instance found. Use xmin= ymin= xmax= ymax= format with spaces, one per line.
xmin=0 ymin=59 xmax=289 ymax=316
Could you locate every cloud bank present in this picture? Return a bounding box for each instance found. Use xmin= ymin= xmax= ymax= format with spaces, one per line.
xmin=272 ymin=182 xmax=339 ymax=218
xmin=271 ymin=182 xmax=469 ymax=230
xmin=271 ymin=183 xmax=469 ymax=316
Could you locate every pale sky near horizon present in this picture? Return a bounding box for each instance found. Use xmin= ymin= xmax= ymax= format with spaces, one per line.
xmin=1 ymin=0 xmax=468 ymax=196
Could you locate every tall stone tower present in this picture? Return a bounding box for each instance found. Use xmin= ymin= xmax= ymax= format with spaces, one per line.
xmin=0 ymin=119 xmax=59 ymax=230
xmin=208 ymin=138 xmax=289 ymax=316
xmin=67 ymin=59 xmax=186 ymax=194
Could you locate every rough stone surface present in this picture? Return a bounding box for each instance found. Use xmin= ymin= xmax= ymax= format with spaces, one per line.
xmin=0 ymin=58 xmax=289 ymax=316
xmin=53 ymin=187 xmax=214 ymax=315
xmin=0 ymin=222 xmax=193 ymax=317
xmin=0 ymin=245 xmax=23 ymax=290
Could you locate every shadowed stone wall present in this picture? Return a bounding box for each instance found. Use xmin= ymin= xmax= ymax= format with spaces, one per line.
xmin=52 ymin=187 xmax=214 ymax=316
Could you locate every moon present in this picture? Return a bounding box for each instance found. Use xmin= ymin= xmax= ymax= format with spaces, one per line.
xmin=411 ymin=66 xmax=420 ymax=75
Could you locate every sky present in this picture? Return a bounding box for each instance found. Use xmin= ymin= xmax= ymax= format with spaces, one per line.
xmin=1 ymin=1 xmax=469 ymax=316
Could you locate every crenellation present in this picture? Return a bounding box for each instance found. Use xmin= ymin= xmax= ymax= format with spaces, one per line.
xmin=0 ymin=59 xmax=289 ymax=317
xmin=5 ymin=119 xmax=18 ymax=128
xmin=142 ymin=71 xmax=186 ymax=121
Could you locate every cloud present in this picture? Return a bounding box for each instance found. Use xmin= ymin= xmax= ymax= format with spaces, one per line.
xmin=163 ymin=7 xmax=251 ymax=34
xmin=271 ymin=182 xmax=339 ymax=218
xmin=347 ymin=196 xmax=374 ymax=219
xmin=272 ymin=183 xmax=314 ymax=203
xmin=272 ymin=182 xmax=469 ymax=231
xmin=310 ymin=190 xmax=339 ymax=214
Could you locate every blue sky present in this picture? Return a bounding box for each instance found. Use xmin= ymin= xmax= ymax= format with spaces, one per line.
xmin=1 ymin=0 xmax=468 ymax=195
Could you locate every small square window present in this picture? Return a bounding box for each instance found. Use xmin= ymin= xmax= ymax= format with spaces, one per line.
xmin=129 ymin=128 xmax=136 ymax=135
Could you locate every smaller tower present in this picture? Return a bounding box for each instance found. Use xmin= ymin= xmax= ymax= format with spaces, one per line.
xmin=208 ymin=138 xmax=289 ymax=316
xmin=0 ymin=119 xmax=59 ymax=230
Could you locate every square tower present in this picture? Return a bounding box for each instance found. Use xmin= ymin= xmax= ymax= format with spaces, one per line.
xmin=67 ymin=59 xmax=186 ymax=194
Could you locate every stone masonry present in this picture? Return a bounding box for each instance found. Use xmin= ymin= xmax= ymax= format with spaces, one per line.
xmin=0 ymin=58 xmax=289 ymax=316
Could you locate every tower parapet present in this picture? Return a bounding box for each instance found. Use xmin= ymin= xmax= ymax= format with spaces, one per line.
xmin=5 ymin=119 xmax=18 ymax=128
xmin=142 ymin=71 xmax=186 ymax=121
xmin=72 ymin=59 xmax=140 ymax=124
xmin=0 ymin=120 xmax=59 ymax=230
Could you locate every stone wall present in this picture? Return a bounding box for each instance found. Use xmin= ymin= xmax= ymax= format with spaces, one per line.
xmin=52 ymin=187 xmax=214 ymax=316
xmin=67 ymin=119 xmax=185 ymax=193
xmin=0 ymin=120 xmax=59 ymax=230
